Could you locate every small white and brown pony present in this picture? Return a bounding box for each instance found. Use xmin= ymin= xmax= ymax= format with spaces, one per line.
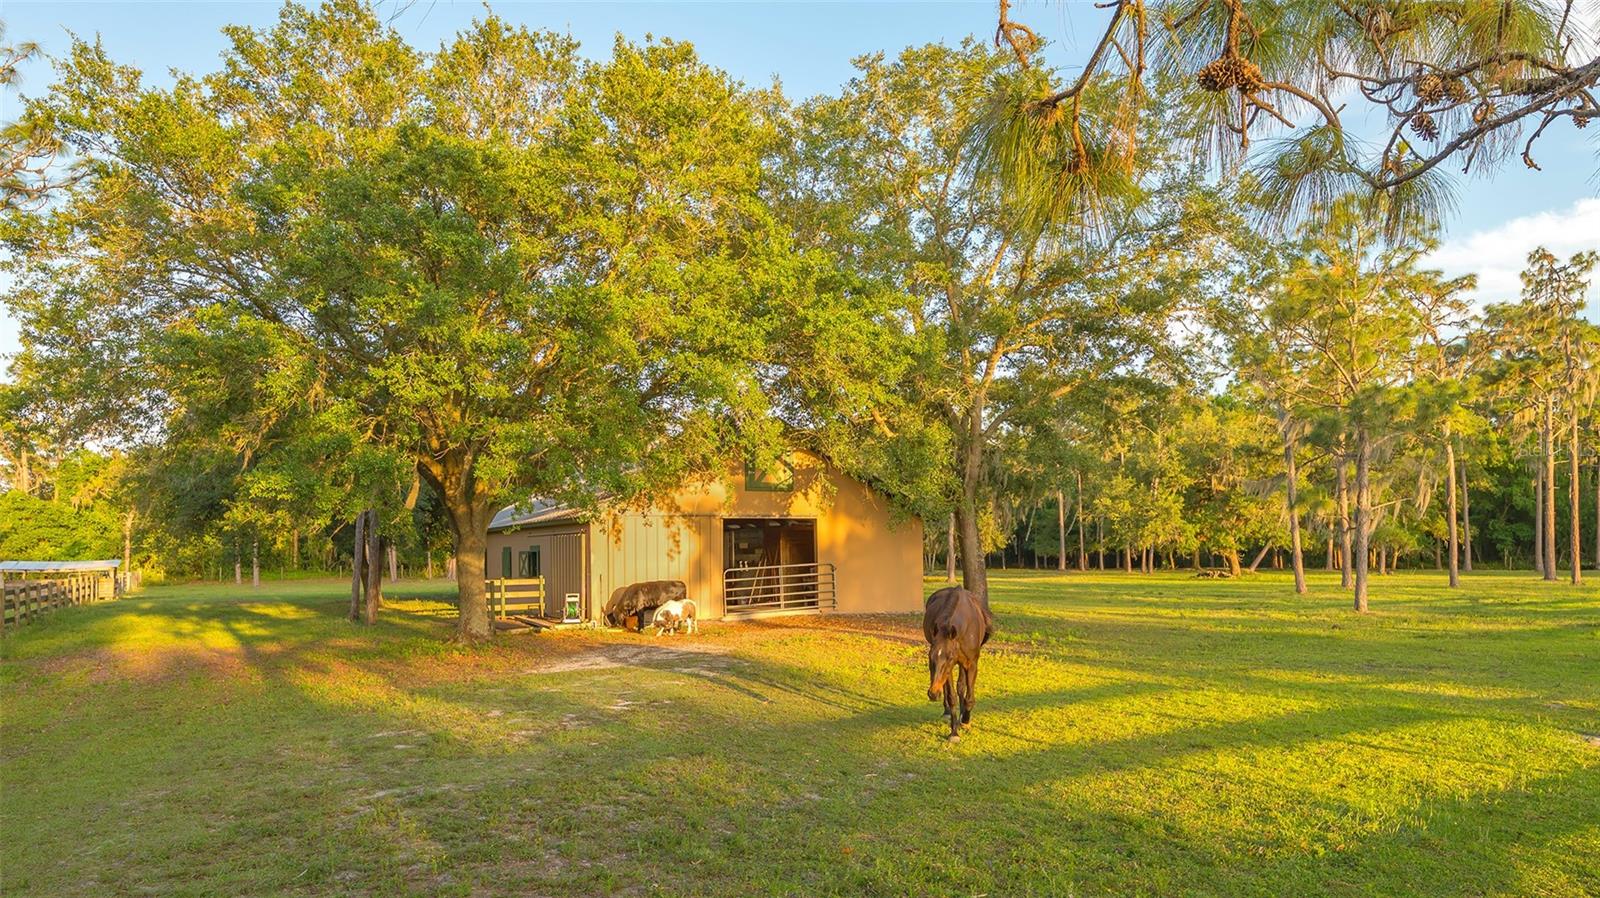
xmin=651 ymin=599 xmax=698 ymax=636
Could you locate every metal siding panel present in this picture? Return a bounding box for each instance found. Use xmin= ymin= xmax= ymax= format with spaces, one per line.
xmin=547 ymin=532 xmax=584 ymax=618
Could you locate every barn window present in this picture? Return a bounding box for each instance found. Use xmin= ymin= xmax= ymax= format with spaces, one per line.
xmin=744 ymin=458 xmax=795 ymax=492
xmin=501 ymin=547 xmax=513 ymax=578
xmin=518 ymin=548 xmax=541 ymax=579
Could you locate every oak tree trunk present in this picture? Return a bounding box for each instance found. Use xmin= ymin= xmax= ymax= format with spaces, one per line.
xmin=1461 ymin=455 xmax=1473 ymax=572
xmin=953 ymin=418 xmax=989 ymax=602
xmin=417 ymin=447 xmax=495 ymax=642
xmin=251 ymin=539 xmax=260 ymax=588
xmin=954 ymin=500 xmax=987 ymax=603
xmin=446 ymin=505 xmax=493 ymax=641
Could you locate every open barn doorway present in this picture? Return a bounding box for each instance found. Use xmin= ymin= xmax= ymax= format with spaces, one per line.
xmin=722 ymin=519 xmax=834 ymax=617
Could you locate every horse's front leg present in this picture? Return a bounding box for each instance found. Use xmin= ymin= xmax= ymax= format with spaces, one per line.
xmin=959 ymin=662 xmax=977 ymax=725
xmin=947 ymin=667 xmax=964 ymax=739
xmin=942 ymin=677 xmax=955 ymax=720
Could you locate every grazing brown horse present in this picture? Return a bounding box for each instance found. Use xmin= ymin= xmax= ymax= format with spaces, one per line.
xmin=923 ymin=586 xmax=993 ymax=740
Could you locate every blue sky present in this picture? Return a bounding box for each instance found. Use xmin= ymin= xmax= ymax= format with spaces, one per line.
xmin=3 ymin=0 xmax=1597 ymax=360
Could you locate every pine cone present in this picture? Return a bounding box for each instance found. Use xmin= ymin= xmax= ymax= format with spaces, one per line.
xmin=1197 ymin=58 xmax=1234 ymax=91
xmin=1411 ymin=111 xmax=1439 ymax=141
xmin=1415 ymin=74 xmax=1445 ymax=104
xmin=1234 ymin=57 xmax=1265 ymax=93
xmin=1444 ymin=78 xmax=1469 ymax=103
xmin=1197 ymin=54 xmax=1264 ymax=93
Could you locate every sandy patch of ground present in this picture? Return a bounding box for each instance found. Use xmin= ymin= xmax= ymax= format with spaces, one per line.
xmin=535 ymin=639 xmax=735 ymax=674
xmin=30 ymin=645 xmax=258 ymax=685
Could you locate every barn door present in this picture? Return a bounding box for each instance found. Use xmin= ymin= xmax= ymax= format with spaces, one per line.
xmin=545 ymin=533 xmax=585 ymax=618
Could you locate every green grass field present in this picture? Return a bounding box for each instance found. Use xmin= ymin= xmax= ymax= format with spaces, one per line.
xmin=2 ymin=570 xmax=1597 ymax=897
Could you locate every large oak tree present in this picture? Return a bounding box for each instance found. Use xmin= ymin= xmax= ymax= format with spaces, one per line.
xmin=4 ymin=3 xmax=784 ymax=639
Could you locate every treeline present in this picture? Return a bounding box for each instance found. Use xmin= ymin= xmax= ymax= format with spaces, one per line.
xmin=942 ymin=382 xmax=1597 ymax=579
xmin=928 ymin=210 xmax=1599 ymax=604
xmin=0 ymin=449 xmax=128 ymax=561
xmin=2 ymin=2 xmax=1595 ymax=637
xmin=0 ymin=435 xmax=456 ymax=583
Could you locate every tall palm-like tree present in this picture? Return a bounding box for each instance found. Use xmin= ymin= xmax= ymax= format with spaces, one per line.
xmin=978 ymin=1 xmax=1599 ymax=232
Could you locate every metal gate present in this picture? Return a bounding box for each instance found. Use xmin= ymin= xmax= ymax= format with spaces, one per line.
xmin=722 ymin=562 xmax=836 ymax=618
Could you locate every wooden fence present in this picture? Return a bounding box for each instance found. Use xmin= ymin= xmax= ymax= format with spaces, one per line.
xmin=485 ymin=577 xmax=546 ymax=619
xmin=1 ymin=574 xmax=117 ymax=633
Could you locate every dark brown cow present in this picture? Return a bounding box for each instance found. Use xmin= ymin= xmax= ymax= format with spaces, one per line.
xmin=604 ymin=580 xmax=687 ymax=630
xmin=923 ymin=586 xmax=993 ymax=740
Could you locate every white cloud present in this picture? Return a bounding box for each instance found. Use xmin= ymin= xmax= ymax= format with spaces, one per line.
xmin=1426 ymin=197 xmax=1600 ymax=313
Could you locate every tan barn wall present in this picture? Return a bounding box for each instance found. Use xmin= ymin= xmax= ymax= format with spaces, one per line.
xmin=589 ymin=513 xmax=722 ymax=619
xmin=815 ymin=469 xmax=924 ymax=614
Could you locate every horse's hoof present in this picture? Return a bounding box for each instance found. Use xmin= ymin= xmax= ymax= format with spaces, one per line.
xmin=947 ymin=733 xmax=961 ymax=742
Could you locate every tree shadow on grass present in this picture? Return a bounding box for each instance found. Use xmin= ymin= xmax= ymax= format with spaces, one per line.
xmin=596 ymin=668 xmax=1597 ymax=898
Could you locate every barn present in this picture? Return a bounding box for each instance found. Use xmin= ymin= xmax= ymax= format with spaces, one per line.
xmin=484 ymin=452 xmax=924 ymax=623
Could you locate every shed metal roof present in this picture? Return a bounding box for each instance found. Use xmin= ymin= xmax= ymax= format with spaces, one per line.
xmin=488 ymin=501 xmax=585 ymax=533
xmin=0 ymin=559 xmax=122 ymax=572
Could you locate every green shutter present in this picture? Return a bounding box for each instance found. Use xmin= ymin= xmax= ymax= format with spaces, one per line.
xmin=501 ymin=547 xmax=512 ymax=578
xmin=518 ymin=549 xmax=542 ymax=579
